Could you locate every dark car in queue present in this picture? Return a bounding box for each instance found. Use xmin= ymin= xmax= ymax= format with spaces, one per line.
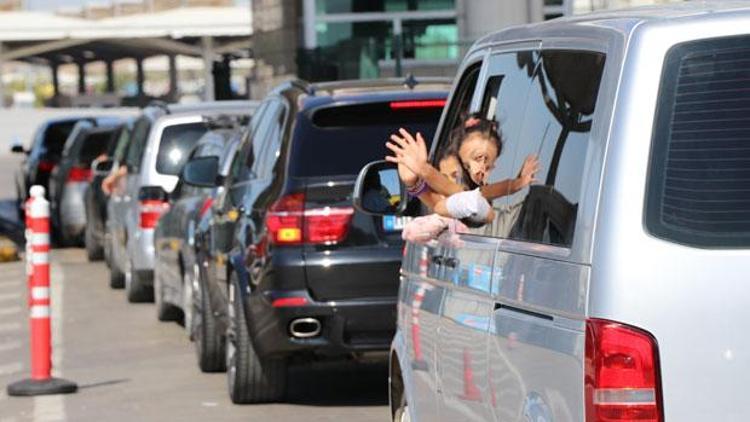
xmin=153 ymin=116 xmax=248 ymax=351
xmin=84 ymin=121 xmax=134 ymax=261
xmin=48 ymin=117 xmax=123 ymax=246
xmin=13 ymin=116 xmax=92 ymax=218
xmin=182 ymin=78 xmax=450 ymax=403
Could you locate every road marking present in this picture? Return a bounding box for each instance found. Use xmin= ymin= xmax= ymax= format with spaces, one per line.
xmin=0 ymin=340 xmax=22 ymax=353
xmin=34 ymin=260 xmax=66 ymax=422
xmin=0 ymin=362 xmax=23 ymax=376
xmin=0 ymin=322 xmax=21 ymax=334
xmin=0 ymin=305 xmax=23 ymax=316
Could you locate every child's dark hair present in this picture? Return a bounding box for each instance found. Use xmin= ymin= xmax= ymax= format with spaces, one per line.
xmin=461 ymin=112 xmax=503 ymax=157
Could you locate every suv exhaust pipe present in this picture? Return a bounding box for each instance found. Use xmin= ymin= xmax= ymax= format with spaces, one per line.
xmin=289 ymin=318 xmax=321 ymax=338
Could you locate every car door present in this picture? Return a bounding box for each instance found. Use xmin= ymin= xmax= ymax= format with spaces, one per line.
xmin=399 ymin=56 xmax=485 ymax=422
xmin=433 ymin=47 xmax=539 ymax=421
xmin=488 ymin=48 xmax=606 ymax=422
xmin=112 ymin=116 xmax=151 ymax=268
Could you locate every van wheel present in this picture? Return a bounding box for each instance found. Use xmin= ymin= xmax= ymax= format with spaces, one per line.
xmin=155 ymin=270 xmax=180 ymax=321
xmin=226 ymin=272 xmax=286 ymax=403
xmin=193 ymin=265 xmax=225 ymax=373
xmin=391 ymin=357 xmax=410 ymax=422
xmin=109 ymin=258 xmax=125 ymax=289
xmin=126 ymin=261 xmax=154 ymax=303
xmin=85 ymin=224 xmax=104 ymax=261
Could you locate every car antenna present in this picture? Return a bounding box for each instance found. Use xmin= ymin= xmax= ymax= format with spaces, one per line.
xmin=403 ymin=73 xmax=418 ymax=90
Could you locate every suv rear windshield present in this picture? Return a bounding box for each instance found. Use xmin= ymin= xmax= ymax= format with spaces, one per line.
xmin=39 ymin=121 xmax=78 ymax=157
xmin=289 ymin=100 xmax=444 ymax=177
xmin=156 ymin=122 xmax=209 ymax=175
xmin=646 ymin=35 xmax=750 ymax=248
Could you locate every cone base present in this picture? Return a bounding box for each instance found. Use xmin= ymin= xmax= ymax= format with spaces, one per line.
xmin=7 ymin=377 xmax=78 ymax=397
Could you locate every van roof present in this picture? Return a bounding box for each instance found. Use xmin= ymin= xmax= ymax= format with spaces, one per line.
xmin=472 ymin=1 xmax=750 ymax=53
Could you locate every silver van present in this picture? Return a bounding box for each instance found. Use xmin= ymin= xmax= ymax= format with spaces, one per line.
xmin=355 ymin=3 xmax=750 ymax=421
xmin=107 ymin=101 xmax=254 ymax=302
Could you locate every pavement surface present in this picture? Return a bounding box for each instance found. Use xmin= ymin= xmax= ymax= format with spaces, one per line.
xmin=0 ymin=154 xmax=390 ymax=422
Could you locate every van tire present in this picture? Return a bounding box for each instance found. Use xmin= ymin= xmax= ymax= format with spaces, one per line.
xmin=85 ymin=224 xmax=104 ymax=261
xmin=226 ymin=272 xmax=286 ymax=403
xmin=109 ymin=260 xmax=125 ymax=289
xmin=194 ymin=272 xmax=225 ymax=372
xmin=126 ymin=263 xmax=154 ymax=303
xmin=155 ymin=272 xmax=180 ymax=321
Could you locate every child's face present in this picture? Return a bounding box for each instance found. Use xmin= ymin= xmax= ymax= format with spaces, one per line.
xmin=438 ymin=155 xmax=461 ymax=185
xmin=458 ymin=133 xmax=498 ymax=185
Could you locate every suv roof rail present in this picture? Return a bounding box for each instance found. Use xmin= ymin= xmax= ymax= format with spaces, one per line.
xmin=146 ymin=100 xmax=171 ymax=114
xmin=203 ymin=114 xmax=249 ymax=130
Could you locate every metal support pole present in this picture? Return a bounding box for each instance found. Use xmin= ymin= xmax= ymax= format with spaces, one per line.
xmin=302 ymin=0 xmax=317 ymax=50
xmin=105 ymin=60 xmax=115 ymax=93
xmin=168 ymin=55 xmax=178 ymax=101
xmin=0 ymin=42 xmax=5 ymax=109
xmin=201 ymin=36 xmax=215 ymax=102
xmin=136 ymin=57 xmax=145 ymax=97
xmin=393 ymin=18 xmax=403 ymax=78
xmin=51 ymin=63 xmax=60 ymax=98
xmin=77 ymin=62 xmax=86 ymax=94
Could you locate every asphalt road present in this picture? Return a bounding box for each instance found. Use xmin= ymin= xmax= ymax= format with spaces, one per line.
xmin=0 ymin=154 xmax=390 ymax=422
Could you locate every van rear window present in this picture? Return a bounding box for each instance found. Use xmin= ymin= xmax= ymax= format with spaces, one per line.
xmin=156 ymin=122 xmax=209 ymax=176
xmin=289 ymin=100 xmax=443 ymax=177
xmin=646 ymin=35 xmax=750 ymax=247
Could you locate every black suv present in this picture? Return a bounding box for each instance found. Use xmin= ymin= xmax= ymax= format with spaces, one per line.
xmin=184 ymin=77 xmax=450 ymax=403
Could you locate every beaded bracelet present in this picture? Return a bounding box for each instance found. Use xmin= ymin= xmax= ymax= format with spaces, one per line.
xmin=407 ymin=179 xmax=429 ymax=197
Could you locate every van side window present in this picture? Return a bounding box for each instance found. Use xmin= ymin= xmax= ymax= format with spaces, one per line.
xmin=432 ymin=62 xmax=481 ymax=164
xmin=646 ymin=36 xmax=750 ymax=248
xmin=505 ymin=50 xmax=605 ymax=247
xmin=125 ymin=117 xmax=152 ymax=172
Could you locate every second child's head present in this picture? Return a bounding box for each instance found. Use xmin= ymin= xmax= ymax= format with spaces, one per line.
xmin=457 ymin=116 xmax=502 ymax=187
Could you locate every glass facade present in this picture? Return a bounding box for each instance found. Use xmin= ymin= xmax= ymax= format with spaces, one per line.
xmin=299 ymin=0 xmax=457 ymax=81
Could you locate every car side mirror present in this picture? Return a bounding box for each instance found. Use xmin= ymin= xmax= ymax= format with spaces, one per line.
xmin=92 ymin=158 xmax=114 ymax=176
xmin=182 ymin=156 xmax=219 ymax=188
xmin=11 ymin=144 xmax=25 ymax=154
xmin=353 ymin=160 xmax=406 ymax=216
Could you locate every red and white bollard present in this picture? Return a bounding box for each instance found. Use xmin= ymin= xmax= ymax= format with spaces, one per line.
xmin=7 ymin=185 xmax=77 ymax=397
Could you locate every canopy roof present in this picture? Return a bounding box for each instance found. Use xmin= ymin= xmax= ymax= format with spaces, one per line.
xmin=0 ymin=7 xmax=252 ymax=63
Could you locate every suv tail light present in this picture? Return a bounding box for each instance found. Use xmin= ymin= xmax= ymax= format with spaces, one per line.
xmin=138 ymin=186 xmax=170 ymax=229
xmin=67 ymin=166 xmax=92 ymax=183
xmin=585 ymin=319 xmax=662 ymax=422
xmin=266 ymin=192 xmax=354 ymax=246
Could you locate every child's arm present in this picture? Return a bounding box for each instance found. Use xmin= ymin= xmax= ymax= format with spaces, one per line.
xmin=479 ymin=154 xmax=540 ymax=200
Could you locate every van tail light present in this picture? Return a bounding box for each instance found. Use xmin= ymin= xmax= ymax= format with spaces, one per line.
xmin=265 ymin=192 xmax=354 ymax=246
xmin=138 ymin=186 xmax=169 ymax=229
xmin=38 ymin=160 xmax=55 ymax=173
xmin=67 ymin=166 xmax=92 ymax=183
xmin=585 ymin=319 xmax=663 ymax=422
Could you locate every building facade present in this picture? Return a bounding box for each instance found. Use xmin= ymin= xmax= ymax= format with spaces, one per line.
xmin=249 ymin=0 xmax=681 ymax=98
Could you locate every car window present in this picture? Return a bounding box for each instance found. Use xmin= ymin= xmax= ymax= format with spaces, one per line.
xmin=504 ymin=50 xmax=606 ymax=247
xmin=235 ymin=102 xmax=268 ymax=179
xmin=646 ymin=35 xmax=750 ymax=247
xmin=156 ymin=122 xmax=209 ymax=176
xmin=125 ymin=117 xmax=152 ymax=172
xmin=247 ymin=99 xmax=280 ymax=176
xmin=253 ymin=100 xmax=286 ymax=178
xmin=112 ymin=126 xmax=131 ymax=163
xmin=78 ymin=130 xmax=115 ymax=165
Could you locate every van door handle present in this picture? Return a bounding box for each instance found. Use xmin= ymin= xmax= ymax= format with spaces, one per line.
xmin=431 ymin=255 xmax=444 ymax=265
xmin=443 ymin=257 xmax=458 ymax=269
xmin=494 ymin=302 xmax=553 ymax=321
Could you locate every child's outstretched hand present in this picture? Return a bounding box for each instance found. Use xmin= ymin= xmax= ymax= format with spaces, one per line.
xmin=517 ymin=154 xmax=541 ymax=189
xmin=385 ymin=128 xmax=429 ymax=178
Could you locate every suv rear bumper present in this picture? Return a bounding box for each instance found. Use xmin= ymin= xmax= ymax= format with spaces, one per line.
xmin=245 ymin=290 xmax=397 ymax=359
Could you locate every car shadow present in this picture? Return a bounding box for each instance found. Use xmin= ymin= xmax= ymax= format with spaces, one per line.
xmin=285 ymin=359 xmax=389 ymax=407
